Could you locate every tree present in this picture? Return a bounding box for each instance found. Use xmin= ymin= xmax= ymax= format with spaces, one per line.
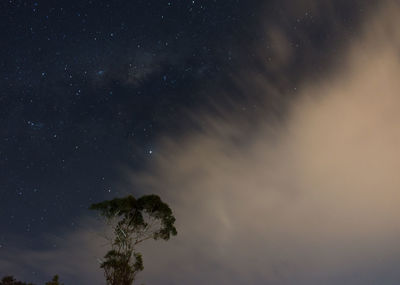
xmin=0 ymin=275 xmax=62 ymax=285
xmin=0 ymin=276 xmax=35 ymax=285
xmin=45 ymin=275 xmax=63 ymax=285
xmin=90 ymin=194 xmax=177 ymax=285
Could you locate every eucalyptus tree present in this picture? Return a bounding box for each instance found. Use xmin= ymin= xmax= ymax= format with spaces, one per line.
xmin=90 ymin=194 xmax=177 ymax=285
xmin=45 ymin=276 xmax=63 ymax=285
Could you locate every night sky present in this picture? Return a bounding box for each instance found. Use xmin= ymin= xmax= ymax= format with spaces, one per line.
xmin=3 ymin=0 xmax=400 ymax=284
xmin=1 ymin=0 xmax=261 ymax=239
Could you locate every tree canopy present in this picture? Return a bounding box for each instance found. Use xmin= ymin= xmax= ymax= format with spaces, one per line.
xmin=0 ymin=276 xmax=35 ymax=285
xmin=44 ymin=275 xmax=63 ymax=285
xmin=0 ymin=275 xmax=62 ymax=285
xmin=90 ymin=194 xmax=177 ymax=285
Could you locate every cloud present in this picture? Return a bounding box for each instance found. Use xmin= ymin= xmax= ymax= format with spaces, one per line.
xmin=3 ymin=1 xmax=400 ymax=284
xmin=0 ymin=219 xmax=105 ymax=284
xmin=129 ymin=2 xmax=400 ymax=284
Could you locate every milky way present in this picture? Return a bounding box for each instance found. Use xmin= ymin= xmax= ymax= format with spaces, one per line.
xmin=2 ymin=0 xmax=393 ymax=284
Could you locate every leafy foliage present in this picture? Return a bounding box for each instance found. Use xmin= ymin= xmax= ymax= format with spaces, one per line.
xmin=45 ymin=275 xmax=63 ymax=285
xmin=0 ymin=275 xmax=62 ymax=285
xmin=0 ymin=276 xmax=35 ymax=285
xmin=90 ymin=194 xmax=177 ymax=285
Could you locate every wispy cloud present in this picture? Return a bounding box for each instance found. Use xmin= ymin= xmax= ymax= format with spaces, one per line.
xmin=0 ymin=219 xmax=105 ymax=284
xmin=131 ymin=2 xmax=400 ymax=284
xmin=3 ymin=1 xmax=400 ymax=284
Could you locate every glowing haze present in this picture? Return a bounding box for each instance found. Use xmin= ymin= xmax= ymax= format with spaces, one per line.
xmin=136 ymin=2 xmax=400 ymax=283
xmin=3 ymin=1 xmax=400 ymax=284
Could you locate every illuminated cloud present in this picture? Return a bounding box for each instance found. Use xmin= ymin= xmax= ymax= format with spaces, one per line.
xmin=132 ymin=2 xmax=400 ymax=284
xmin=3 ymin=1 xmax=400 ymax=284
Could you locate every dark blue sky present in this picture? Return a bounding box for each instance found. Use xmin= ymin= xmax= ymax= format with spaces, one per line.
xmin=1 ymin=0 xmax=260 ymax=237
xmin=3 ymin=0 xmax=395 ymax=284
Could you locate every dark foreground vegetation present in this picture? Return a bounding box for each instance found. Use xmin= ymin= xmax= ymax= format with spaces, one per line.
xmin=2 ymin=194 xmax=177 ymax=285
xmin=0 ymin=275 xmax=62 ymax=285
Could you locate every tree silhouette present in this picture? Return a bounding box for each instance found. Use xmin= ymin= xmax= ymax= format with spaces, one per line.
xmin=0 ymin=275 xmax=62 ymax=285
xmin=90 ymin=194 xmax=177 ymax=285
xmin=45 ymin=275 xmax=63 ymax=285
xmin=0 ymin=276 xmax=35 ymax=285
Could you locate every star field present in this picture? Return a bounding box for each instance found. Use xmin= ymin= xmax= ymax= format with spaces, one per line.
xmin=0 ymin=0 xmax=379 ymax=283
xmin=1 ymin=0 xmax=264 ymax=246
